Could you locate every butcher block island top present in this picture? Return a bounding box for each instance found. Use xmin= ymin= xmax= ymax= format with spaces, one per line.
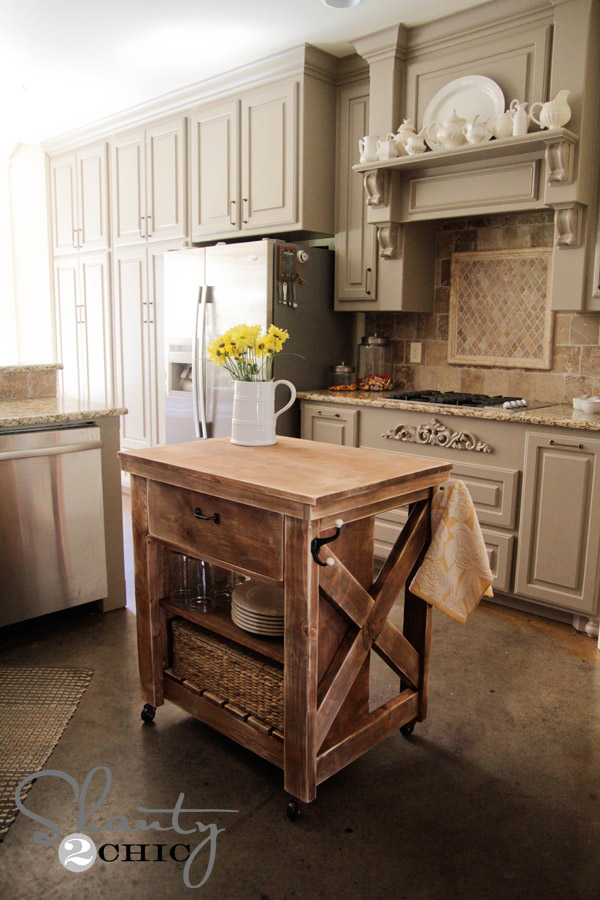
xmin=120 ymin=437 xmax=452 ymax=812
xmin=119 ymin=435 xmax=451 ymax=519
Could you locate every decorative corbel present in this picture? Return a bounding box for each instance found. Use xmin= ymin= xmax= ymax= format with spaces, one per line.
xmin=364 ymin=169 xmax=390 ymax=207
xmin=554 ymin=203 xmax=584 ymax=248
xmin=545 ymin=138 xmax=575 ymax=185
xmin=376 ymin=224 xmax=399 ymax=258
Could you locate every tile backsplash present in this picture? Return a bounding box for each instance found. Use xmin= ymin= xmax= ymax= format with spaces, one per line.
xmin=365 ymin=211 xmax=600 ymax=403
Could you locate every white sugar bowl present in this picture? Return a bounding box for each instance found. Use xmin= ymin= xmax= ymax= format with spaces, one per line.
xmin=580 ymin=397 xmax=600 ymax=414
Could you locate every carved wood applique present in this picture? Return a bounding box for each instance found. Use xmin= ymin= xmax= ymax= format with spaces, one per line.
xmin=377 ymin=224 xmax=398 ymax=258
xmin=382 ymin=418 xmax=493 ymax=453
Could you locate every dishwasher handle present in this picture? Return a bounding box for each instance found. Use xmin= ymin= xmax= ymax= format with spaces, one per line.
xmin=0 ymin=441 xmax=103 ymax=462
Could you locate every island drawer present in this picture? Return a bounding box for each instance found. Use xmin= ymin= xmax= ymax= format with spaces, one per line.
xmin=147 ymin=480 xmax=283 ymax=580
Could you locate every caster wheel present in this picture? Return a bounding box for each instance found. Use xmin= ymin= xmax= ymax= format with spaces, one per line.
xmin=286 ymin=799 xmax=301 ymax=822
xmin=400 ymin=720 xmax=416 ymax=737
xmin=141 ymin=704 xmax=156 ymax=724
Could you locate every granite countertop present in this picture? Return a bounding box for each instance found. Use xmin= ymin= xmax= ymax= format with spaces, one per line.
xmin=0 ymin=363 xmax=63 ymax=373
xmin=0 ymin=396 xmax=127 ymax=430
xmin=297 ymin=390 xmax=600 ymax=432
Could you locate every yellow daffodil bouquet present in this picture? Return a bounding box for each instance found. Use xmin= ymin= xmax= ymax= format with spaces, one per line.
xmin=207 ymin=323 xmax=290 ymax=382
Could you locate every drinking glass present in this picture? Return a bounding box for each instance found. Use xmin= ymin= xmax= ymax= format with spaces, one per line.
xmin=188 ymin=558 xmax=215 ymax=612
xmin=169 ymin=552 xmax=191 ymax=604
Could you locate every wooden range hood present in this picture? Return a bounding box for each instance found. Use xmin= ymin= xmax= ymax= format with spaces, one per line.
xmin=351 ymin=0 xmax=600 ymax=311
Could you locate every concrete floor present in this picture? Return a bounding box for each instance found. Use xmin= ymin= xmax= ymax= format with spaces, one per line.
xmin=1 ymin=499 xmax=599 ymax=900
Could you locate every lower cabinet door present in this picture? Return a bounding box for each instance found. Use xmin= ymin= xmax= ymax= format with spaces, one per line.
xmin=300 ymin=404 xmax=359 ymax=447
xmin=515 ymin=431 xmax=600 ymax=614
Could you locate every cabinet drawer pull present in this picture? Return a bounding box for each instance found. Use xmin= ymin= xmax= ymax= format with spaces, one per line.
xmin=242 ymin=198 xmax=248 ymax=224
xmin=194 ymin=507 xmax=220 ymax=524
xmin=316 ymin=411 xmax=341 ymax=417
xmin=229 ymin=200 xmax=236 ymax=226
xmin=365 ymin=267 xmax=372 ymax=295
xmin=549 ymin=439 xmax=584 ymax=450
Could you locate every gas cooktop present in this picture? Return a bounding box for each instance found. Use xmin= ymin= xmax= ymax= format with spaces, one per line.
xmin=388 ymin=390 xmax=550 ymax=410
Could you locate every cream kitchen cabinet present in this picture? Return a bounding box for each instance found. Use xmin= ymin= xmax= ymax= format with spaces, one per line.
xmin=300 ymin=402 xmax=359 ymax=447
xmin=50 ymin=143 xmax=109 ymax=255
xmin=190 ymin=76 xmax=335 ymax=241
xmin=110 ymin=116 xmax=187 ymax=247
xmin=54 ymin=251 xmax=113 ymax=406
xmin=112 ymin=240 xmax=183 ymax=450
xmin=334 ymin=79 xmax=378 ymax=305
xmin=515 ymin=431 xmax=600 ymax=615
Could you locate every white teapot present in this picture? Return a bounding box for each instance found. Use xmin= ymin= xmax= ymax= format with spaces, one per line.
xmin=462 ymin=114 xmax=492 ymax=144
xmin=393 ymin=119 xmax=415 ymax=154
xmin=427 ymin=110 xmax=467 ymax=149
xmin=529 ymin=90 xmax=571 ymax=129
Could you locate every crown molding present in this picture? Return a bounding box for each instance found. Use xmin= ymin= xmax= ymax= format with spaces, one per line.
xmin=404 ymin=0 xmax=562 ymax=56
xmin=43 ymin=43 xmax=339 ymax=155
xmin=335 ymin=53 xmax=370 ymax=86
xmin=352 ymin=24 xmax=409 ymax=65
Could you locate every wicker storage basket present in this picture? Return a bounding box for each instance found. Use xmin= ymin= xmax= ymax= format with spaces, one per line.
xmin=170 ymin=618 xmax=284 ymax=732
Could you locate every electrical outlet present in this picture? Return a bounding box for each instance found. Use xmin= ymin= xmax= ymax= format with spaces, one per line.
xmin=409 ymin=342 xmax=422 ymax=363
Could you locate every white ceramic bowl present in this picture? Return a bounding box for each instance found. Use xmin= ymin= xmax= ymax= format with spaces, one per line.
xmin=580 ymin=397 xmax=600 ymax=415
xmin=572 ymin=397 xmax=583 ymax=409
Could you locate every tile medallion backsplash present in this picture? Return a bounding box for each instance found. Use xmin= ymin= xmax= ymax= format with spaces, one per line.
xmin=365 ymin=210 xmax=600 ymax=403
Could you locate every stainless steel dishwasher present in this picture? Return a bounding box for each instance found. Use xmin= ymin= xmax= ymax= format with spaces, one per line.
xmin=0 ymin=424 xmax=108 ymax=626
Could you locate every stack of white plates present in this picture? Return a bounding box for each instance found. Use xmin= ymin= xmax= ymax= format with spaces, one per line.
xmin=231 ymin=581 xmax=284 ymax=636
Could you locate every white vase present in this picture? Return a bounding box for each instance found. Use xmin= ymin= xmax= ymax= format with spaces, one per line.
xmin=230 ymin=379 xmax=296 ymax=446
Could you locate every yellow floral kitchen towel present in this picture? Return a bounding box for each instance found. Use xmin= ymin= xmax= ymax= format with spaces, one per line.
xmin=409 ymin=480 xmax=493 ymax=623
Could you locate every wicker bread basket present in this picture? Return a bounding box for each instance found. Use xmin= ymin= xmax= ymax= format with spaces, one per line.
xmin=170 ymin=618 xmax=283 ymax=732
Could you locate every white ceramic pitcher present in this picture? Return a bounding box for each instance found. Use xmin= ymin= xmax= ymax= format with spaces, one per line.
xmin=230 ymin=380 xmax=296 ymax=446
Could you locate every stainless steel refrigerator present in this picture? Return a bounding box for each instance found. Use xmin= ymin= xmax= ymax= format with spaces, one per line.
xmin=162 ymin=239 xmax=353 ymax=443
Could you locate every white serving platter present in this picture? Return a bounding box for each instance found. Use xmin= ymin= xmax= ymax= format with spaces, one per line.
xmin=423 ymin=75 xmax=505 ymax=150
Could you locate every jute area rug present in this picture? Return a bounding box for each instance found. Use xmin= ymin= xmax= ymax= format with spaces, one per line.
xmin=0 ymin=666 xmax=93 ymax=841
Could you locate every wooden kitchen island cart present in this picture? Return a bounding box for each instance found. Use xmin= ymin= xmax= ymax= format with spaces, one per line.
xmin=119 ymin=437 xmax=451 ymax=814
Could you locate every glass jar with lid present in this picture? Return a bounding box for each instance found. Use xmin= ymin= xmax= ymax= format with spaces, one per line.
xmin=328 ymin=362 xmax=356 ymax=392
xmin=357 ymin=336 xmax=393 ymax=391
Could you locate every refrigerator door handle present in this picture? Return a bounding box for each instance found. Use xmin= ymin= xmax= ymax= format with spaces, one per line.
xmin=192 ymin=285 xmax=209 ymax=440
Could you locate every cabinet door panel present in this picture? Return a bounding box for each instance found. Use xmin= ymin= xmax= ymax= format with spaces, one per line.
xmin=113 ymin=248 xmax=152 ymax=448
xmin=241 ymin=81 xmax=297 ymax=229
xmin=54 ymin=258 xmax=82 ymax=400
xmin=300 ymin=405 xmax=358 ymax=446
xmin=191 ymin=100 xmax=239 ymax=238
xmin=335 ymin=82 xmax=377 ymax=302
xmin=111 ymin=132 xmax=145 ymax=245
xmin=77 ymin=144 xmax=108 ymax=250
xmin=51 ymin=156 xmax=77 ymax=254
xmin=146 ymin=117 xmax=187 ymax=241
xmin=79 ymin=253 xmax=112 ymax=407
xmin=515 ymin=433 xmax=600 ymax=613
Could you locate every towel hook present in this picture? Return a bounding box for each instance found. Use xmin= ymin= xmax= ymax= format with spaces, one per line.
xmin=311 ymin=519 xmax=343 ymax=567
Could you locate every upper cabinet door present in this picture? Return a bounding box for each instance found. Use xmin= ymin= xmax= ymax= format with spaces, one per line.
xmin=51 ymin=155 xmax=78 ymax=254
xmin=111 ymin=129 xmax=146 ymax=246
xmin=145 ymin=116 xmax=188 ymax=242
xmin=77 ymin=143 xmax=109 ymax=251
xmin=335 ymin=80 xmax=378 ymax=304
xmin=191 ymin=99 xmax=240 ymax=239
xmin=51 ymin=144 xmax=108 ymax=255
xmin=241 ymin=80 xmax=298 ymax=231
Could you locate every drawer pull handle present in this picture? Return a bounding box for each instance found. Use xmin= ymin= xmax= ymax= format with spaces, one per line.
xmin=549 ymin=439 xmax=584 ymax=450
xmin=194 ymin=507 xmax=220 ymax=524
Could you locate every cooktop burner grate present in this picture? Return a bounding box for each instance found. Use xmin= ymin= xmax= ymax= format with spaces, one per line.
xmin=389 ymin=390 xmax=527 ymax=408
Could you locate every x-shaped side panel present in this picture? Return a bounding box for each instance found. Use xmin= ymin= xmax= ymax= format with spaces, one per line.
xmin=316 ymin=500 xmax=429 ymax=749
